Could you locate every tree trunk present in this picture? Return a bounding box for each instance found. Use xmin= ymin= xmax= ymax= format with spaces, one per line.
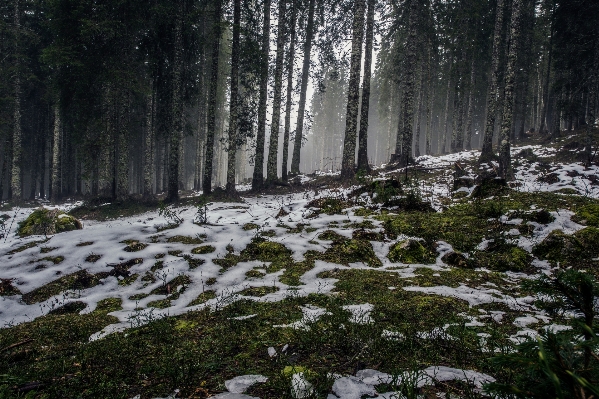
xmin=143 ymin=88 xmax=155 ymax=197
xmin=252 ymin=0 xmax=271 ymax=189
xmin=11 ymin=0 xmax=22 ymax=201
xmin=440 ymin=58 xmax=453 ymax=155
xmin=479 ymin=0 xmax=505 ymax=162
xmin=465 ymin=59 xmax=476 ymax=151
xmin=203 ymin=0 xmax=223 ymax=195
xmin=396 ymin=0 xmax=419 ymax=167
xmin=425 ymin=43 xmax=434 ymax=156
xmin=498 ymin=0 xmax=523 ymax=179
xmin=282 ymin=0 xmax=298 ymax=182
xmin=357 ymin=0 xmax=376 ymax=172
xmin=290 ymin=0 xmax=316 ymax=175
xmin=414 ymin=59 xmax=425 ymax=159
xmin=267 ymin=0 xmax=287 ymax=183
xmin=50 ymin=104 xmax=62 ymax=203
xmin=226 ymin=0 xmax=241 ymax=194
xmin=167 ymin=4 xmax=184 ymax=202
xmin=539 ymin=21 xmax=553 ymax=135
xmin=340 ymin=0 xmax=366 ymax=179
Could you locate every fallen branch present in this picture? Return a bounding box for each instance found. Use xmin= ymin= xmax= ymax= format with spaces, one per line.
xmin=1 ymin=338 xmax=34 ymax=353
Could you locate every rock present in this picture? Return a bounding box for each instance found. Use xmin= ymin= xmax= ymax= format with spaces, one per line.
xmin=388 ymin=239 xmax=435 ymax=264
xmin=17 ymin=208 xmax=82 ymax=237
xmin=442 ymin=251 xmax=469 ymax=268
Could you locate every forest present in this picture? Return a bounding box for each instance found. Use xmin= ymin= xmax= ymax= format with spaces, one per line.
xmin=0 ymin=0 xmax=596 ymax=202
xmin=1 ymin=0 xmax=599 ymax=398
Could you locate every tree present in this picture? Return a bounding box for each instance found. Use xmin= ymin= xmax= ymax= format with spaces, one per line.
xmin=479 ymin=0 xmax=505 ymax=163
xmin=357 ymin=0 xmax=376 ymax=173
xmin=225 ymin=0 xmax=242 ymax=195
xmin=340 ymin=0 xmax=366 ymax=180
xmin=498 ymin=0 xmax=523 ymax=179
xmin=266 ymin=0 xmax=287 ymax=183
xmin=252 ymin=0 xmax=271 ymax=190
xmin=290 ymin=0 xmax=316 ymax=176
xmin=282 ymin=0 xmax=298 ymax=182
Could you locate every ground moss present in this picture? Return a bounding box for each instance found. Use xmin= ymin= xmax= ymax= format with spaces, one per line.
xmin=388 ymin=240 xmax=435 ymax=264
xmin=322 ymin=238 xmax=382 ymax=268
xmin=21 ymin=270 xmax=103 ymax=305
xmin=469 ymin=245 xmax=532 ymax=272
xmin=573 ymin=204 xmax=599 ymax=227
xmin=306 ymin=197 xmax=349 ymax=215
xmin=166 ymin=235 xmax=204 ymax=244
xmin=39 ymin=256 xmax=65 ymax=265
xmin=147 ymin=299 xmax=171 ymax=309
xmin=245 ymin=269 xmax=266 ymax=278
xmin=0 ymin=278 xmax=21 ymax=296
xmin=243 ymin=223 xmax=260 ymax=231
xmin=187 ymin=290 xmax=216 ymax=306
xmin=85 ymin=254 xmax=102 ymax=263
xmin=239 ymin=286 xmax=279 ymax=297
xmin=191 ymin=245 xmax=216 ymax=254
xmin=18 ymin=208 xmax=82 ymax=237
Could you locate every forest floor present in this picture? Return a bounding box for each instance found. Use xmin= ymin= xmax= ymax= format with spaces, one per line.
xmin=1 ymin=130 xmax=599 ymax=399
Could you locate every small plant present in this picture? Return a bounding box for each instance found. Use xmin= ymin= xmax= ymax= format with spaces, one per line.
xmin=487 ymin=269 xmax=599 ymax=398
xmin=194 ymin=198 xmax=210 ymax=224
xmin=158 ymin=201 xmax=184 ymax=225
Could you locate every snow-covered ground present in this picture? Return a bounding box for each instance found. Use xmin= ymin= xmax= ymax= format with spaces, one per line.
xmin=1 ymin=143 xmax=597 ymax=398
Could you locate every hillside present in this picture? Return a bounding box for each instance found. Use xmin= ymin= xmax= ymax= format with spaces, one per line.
xmin=1 ymin=133 xmax=599 ymax=399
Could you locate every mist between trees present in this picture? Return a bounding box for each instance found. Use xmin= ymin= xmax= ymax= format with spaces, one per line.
xmin=0 ymin=0 xmax=597 ymax=202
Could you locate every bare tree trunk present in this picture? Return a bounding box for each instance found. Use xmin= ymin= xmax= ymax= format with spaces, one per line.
xmin=357 ymin=0 xmax=376 ymax=172
xmin=282 ymin=0 xmax=298 ymax=181
xmin=203 ymin=0 xmax=223 ymax=195
xmin=539 ymin=21 xmax=554 ymax=135
xmin=396 ymin=0 xmax=419 ymax=167
xmin=167 ymin=4 xmax=184 ymax=202
xmin=440 ymin=58 xmax=453 ymax=155
xmin=226 ymin=0 xmax=241 ymax=194
xmin=290 ymin=0 xmax=316 ymax=175
xmin=465 ymin=59 xmax=476 ymax=150
xmin=50 ymin=104 xmax=62 ymax=203
xmin=499 ymin=0 xmax=523 ymax=179
xmin=414 ymin=60 xmax=425 ymax=158
xmin=341 ymin=0 xmax=366 ymax=179
xmin=11 ymin=0 xmax=22 ymax=201
xmin=425 ymin=43 xmax=434 ymax=156
xmin=252 ymin=0 xmax=271 ymax=189
xmin=267 ymin=0 xmax=287 ymax=183
xmin=143 ymin=87 xmax=155 ymax=197
xmin=480 ymin=0 xmax=505 ymax=162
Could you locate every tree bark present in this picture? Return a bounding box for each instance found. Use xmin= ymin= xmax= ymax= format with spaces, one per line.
xmin=282 ymin=0 xmax=298 ymax=182
xmin=143 ymin=88 xmax=155 ymax=197
xmin=11 ymin=0 xmax=22 ymax=201
xmin=414 ymin=59 xmax=425 ymax=158
xmin=357 ymin=0 xmax=376 ymax=173
xmin=252 ymin=0 xmax=271 ymax=189
xmin=539 ymin=18 xmax=554 ymax=135
xmin=50 ymin=104 xmax=62 ymax=203
xmin=396 ymin=0 xmax=419 ymax=167
xmin=479 ymin=0 xmax=505 ymax=162
xmin=203 ymin=0 xmax=223 ymax=195
xmin=425 ymin=42 xmax=434 ymax=156
xmin=440 ymin=57 xmax=453 ymax=155
xmin=290 ymin=0 xmax=316 ymax=175
xmin=267 ymin=0 xmax=287 ymax=183
xmin=226 ymin=0 xmax=241 ymax=194
xmin=341 ymin=0 xmax=366 ymax=179
xmin=498 ymin=0 xmax=523 ymax=179
xmin=464 ymin=59 xmax=476 ymax=150
xmin=167 ymin=4 xmax=184 ymax=202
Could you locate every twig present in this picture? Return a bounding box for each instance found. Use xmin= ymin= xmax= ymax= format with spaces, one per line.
xmin=1 ymin=338 xmax=34 ymax=353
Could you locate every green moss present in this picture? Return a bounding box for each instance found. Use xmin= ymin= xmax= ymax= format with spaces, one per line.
xmin=128 ymin=293 xmax=150 ymax=301
xmin=246 ymin=269 xmax=266 ymax=278
xmin=166 ymin=235 xmax=204 ymax=244
xmin=118 ymin=274 xmax=139 ymax=286
xmin=191 ymin=245 xmax=216 ymax=254
xmin=40 ymin=256 xmax=65 ymax=265
xmin=85 ymin=254 xmax=102 ymax=263
xmin=470 ymin=245 xmax=532 ymax=272
xmin=95 ymin=298 xmax=123 ymax=313
xmin=187 ymin=290 xmax=216 ymax=306
xmin=214 ymin=253 xmax=241 ymax=270
xmin=318 ymin=230 xmax=345 ymax=241
xmin=22 ymin=270 xmax=103 ymax=305
xmin=574 ymin=204 xmax=599 ymax=227
xmin=122 ymin=241 xmax=148 ymax=252
xmin=168 ymin=250 xmax=183 ymax=256
xmin=6 ymin=240 xmax=47 ymax=255
xmin=354 ymin=207 xmax=374 ymax=217
xmin=322 ymin=238 xmax=382 ymax=268
xmin=18 ymin=208 xmax=82 ymax=237
xmin=306 ymin=197 xmax=349 ymax=215
xmin=76 ymin=241 xmax=94 ymax=247
xmin=239 ymin=286 xmax=279 ymax=297
xmin=243 ymin=223 xmax=260 ymax=231
xmin=260 ymin=230 xmax=277 ymax=237
xmin=147 ymin=299 xmax=171 ymax=309
xmin=388 ymin=240 xmax=435 ymax=264
xmin=183 ymin=255 xmax=205 ymax=270
xmin=241 ymin=238 xmax=292 ymax=264
xmin=0 ymin=279 xmax=21 ymax=296
xmin=40 ymin=247 xmax=58 ymax=254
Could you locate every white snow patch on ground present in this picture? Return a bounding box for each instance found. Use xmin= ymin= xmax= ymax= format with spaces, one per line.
xmin=225 ymin=375 xmax=268 ymax=394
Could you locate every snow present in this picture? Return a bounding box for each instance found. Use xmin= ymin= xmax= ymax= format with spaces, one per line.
xmin=342 ymin=303 xmax=374 ymax=324
xmin=225 ymin=375 xmax=268 ymax=394
xmin=290 ymin=372 xmax=313 ymax=399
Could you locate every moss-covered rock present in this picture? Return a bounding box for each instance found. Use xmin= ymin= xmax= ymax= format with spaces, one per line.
xmin=18 ymin=208 xmax=82 ymax=237
xmin=533 ymin=230 xmax=582 ymax=263
xmin=574 ymin=204 xmax=599 ymax=227
xmin=323 ymin=238 xmax=382 ymax=267
xmin=388 ymin=239 xmax=435 ymax=264
xmin=468 ymin=245 xmax=531 ymax=272
xmin=441 ymin=251 xmax=469 ymax=268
